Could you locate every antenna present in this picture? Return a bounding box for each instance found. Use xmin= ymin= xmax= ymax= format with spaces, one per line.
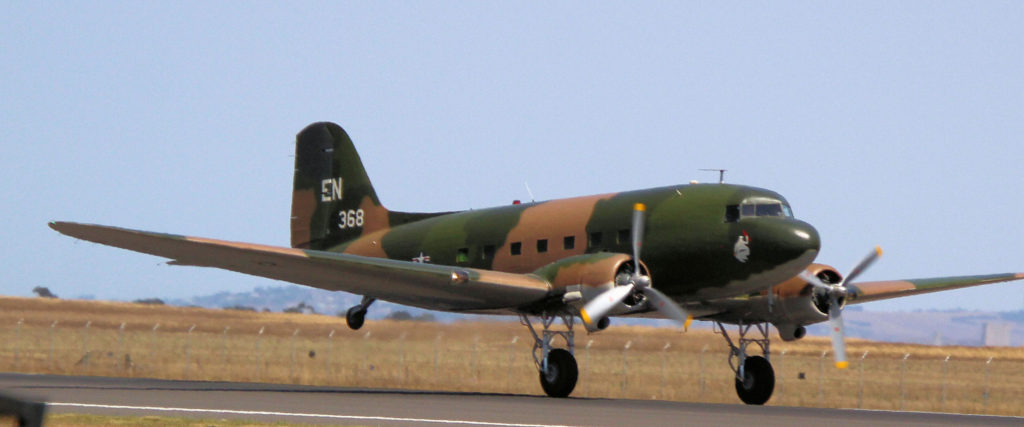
xmin=699 ymin=169 xmax=727 ymax=184
xmin=524 ymin=182 xmax=536 ymax=203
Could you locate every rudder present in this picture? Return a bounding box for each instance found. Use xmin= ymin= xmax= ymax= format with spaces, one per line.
xmin=291 ymin=122 xmax=389 ymax=250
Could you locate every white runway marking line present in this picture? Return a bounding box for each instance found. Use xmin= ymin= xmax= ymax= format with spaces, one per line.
xmin=49 ymin=402 xmax=578 ymax=427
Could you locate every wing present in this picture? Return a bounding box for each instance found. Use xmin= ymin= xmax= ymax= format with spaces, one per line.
xmin=847 ymin=273 xmax=1024 ymax=304
xmin=49 ymin=222 xmax=552 ymax=313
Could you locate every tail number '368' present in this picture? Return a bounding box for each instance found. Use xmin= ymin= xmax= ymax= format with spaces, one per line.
xmin=338 ymin=209 xmax=364 ymax=229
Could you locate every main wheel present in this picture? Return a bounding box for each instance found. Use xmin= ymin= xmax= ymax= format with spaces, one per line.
xmin=735 ymin=355 xmax=775 ymax=405
xmin=345 ymin=306 xmax=366 ymax=330
xmin=539 ymin=348 xmax=578 ymax=398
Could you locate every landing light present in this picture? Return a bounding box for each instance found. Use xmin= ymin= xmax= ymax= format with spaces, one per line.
xmin=794 ymin=230 xmax=811 ymax=240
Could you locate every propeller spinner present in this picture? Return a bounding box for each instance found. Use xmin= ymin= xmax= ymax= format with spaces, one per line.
xmin=799 ymin=246 xmax=882 ymax=369
xmin=580 ymin=203 xmax=693 ymax=329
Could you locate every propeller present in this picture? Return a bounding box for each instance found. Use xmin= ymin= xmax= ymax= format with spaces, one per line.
xmin=580 ymin=203 xmax=693 ymax=329
xmin=799 ymin=246 xmax=882 ymax=369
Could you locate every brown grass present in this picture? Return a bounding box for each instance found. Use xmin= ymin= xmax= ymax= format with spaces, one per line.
xmin=0 ymin=297 xmax=1021 ymax=416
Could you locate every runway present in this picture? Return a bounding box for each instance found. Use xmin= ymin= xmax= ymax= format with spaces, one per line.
xmin=0 ymin=373 xmax=1018 ymax=426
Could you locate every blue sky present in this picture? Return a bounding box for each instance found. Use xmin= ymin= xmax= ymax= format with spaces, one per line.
xmin=3 ymin=2 xmax=1022 ymax=311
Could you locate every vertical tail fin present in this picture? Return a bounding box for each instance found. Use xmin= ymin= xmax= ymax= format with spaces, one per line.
xmin=291 ymin=122 xmax=389 ymax=249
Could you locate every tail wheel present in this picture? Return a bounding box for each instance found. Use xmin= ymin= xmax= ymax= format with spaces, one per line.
xmin=345 ymin=306 xmax=366 ymax=330
xmin=735 ymin=355 xmax=774 ymax=405
xmin=539 ymin=348 xmax=578 ymax=398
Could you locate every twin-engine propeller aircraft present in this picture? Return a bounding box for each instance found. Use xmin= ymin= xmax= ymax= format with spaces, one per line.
xmin=51 ymin=122 xmax=1023 ymax=404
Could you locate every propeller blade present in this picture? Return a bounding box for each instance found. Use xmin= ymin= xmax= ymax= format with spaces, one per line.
xmin=631 ymin=203 xmax=646 ymax=268
xmin=841 ymin=246 xmax=883 ymax=286
xmin=641 ymin=287 xmax=693 ymax=330
xmin=580 ymin=284 xmax=634 ymax=326
xmin=829 ymin=297 xmax=848 ymax=368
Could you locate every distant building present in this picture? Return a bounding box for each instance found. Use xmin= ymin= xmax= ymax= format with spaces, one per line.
xmin=983 ymin=322 xmax=1012 ymax=347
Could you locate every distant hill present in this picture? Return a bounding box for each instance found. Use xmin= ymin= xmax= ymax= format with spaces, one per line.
xmin=167 ymin=285 xmax=1021 ymax=347
xmin=166 ymin=285 xmax=479 ymax=323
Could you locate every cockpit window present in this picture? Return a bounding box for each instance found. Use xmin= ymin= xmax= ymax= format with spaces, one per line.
xmin=728 ymin=201 xmax=794 ymax=220
xmin=756 ymin=203 xmax=784 ymax=217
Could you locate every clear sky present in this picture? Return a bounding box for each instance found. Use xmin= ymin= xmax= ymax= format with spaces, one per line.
xmin=3 ymin=2 xmax=1022 ymax=311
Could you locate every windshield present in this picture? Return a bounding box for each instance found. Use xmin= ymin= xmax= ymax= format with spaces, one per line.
xmin=726 ymin=201 xmax=794 ymax=222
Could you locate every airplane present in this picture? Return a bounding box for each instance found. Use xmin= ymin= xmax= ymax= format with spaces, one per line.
xmin=50 ymin=122 xmax=1023 ymax=404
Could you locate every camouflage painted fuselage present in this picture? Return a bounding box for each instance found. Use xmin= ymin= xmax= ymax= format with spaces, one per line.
xmin=291 ymin=123 xmax=820 ymax=304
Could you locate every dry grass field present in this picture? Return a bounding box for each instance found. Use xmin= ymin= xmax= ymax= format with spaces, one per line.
xmin=0 ymin=296 xmax=1021 ymax=417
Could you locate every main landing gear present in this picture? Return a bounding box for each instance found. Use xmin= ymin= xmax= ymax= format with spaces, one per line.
xmin=520 ymin=313 xmax=578 ymax=397
xmin=345 ymin=296 xmax=376 ymax=330
xmin=715 ymin=321 xmax=775 ymax=405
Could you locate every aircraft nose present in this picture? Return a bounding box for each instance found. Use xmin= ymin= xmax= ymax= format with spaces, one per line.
xmin=754 ymin=219 xmax=821 ymax=262
xmin=789 ymin=220 xmax=821 ymax=255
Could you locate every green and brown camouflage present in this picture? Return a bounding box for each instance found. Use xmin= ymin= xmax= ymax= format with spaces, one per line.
xmin=291 ymin=122 xmax=820 ymax=302
xmin=48 ymin=120 xmax=1024 ymax=402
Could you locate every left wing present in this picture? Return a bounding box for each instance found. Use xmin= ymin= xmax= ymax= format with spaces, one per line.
xmin=49 ymin=222 xmax=553 ymax=313
xmin=847 ymin=273 xmax=1024 ymax=304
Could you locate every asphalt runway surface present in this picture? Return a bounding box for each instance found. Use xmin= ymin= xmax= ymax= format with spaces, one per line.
xmin=0 ymin=373 xmax=1019 ymax=426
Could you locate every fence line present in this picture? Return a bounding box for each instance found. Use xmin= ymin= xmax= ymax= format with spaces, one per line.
xmin=1 ymin=319 xmax=1021 ymax=416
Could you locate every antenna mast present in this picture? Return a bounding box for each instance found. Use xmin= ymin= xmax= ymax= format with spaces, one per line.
xmin=699 ymin=169 xmax=728 ymax=184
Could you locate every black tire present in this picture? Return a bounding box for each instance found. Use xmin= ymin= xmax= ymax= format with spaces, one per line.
xmin=346 ymin=306 xmax=366 ymax=330
xmin=734 ymin=355 xmax=775 ymax=405
xmin=539 ymin=348 xmax=578 ymax=398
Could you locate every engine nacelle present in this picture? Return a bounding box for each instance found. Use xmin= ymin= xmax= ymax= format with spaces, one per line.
xmin=755 ymin=264 xmax=845 ymax=340
xmin=533 ymin=253 xmax=648 ymax=332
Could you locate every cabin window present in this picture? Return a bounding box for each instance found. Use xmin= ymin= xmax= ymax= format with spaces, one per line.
xmin=725 ymin=205 xmax=740 ymax=222
xmin=510 ymin=242 xmax=522 ymax=256
xmin=456 ymin=248 xmax=469 ymax=263
xmin=537 ymin=239 xmax=548 ymax=253
xmin=482 ymin=245 xmax=495 ymax=260
xmin=617 ymin=229 xmax=630 ymax=245
xmin=588 ymin=232 xmax=602 ymax=248
xmin=563 ymin=236 xmax=575 ymax=250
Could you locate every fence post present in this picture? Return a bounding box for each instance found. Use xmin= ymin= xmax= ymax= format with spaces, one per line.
xmin=899 ymin=353 xmax=910 ymax=411
xmin=699 ymin=344 xmax=708 ymax=394
xmin=858 ymin=351 xmax=869 ymax=409
xmin=148 ymin=323 xmax=160 ymax=371
xmin=361 ymin=331 xmax=372 ymax=381
xmin=221 ymin=326 xmax=230 ymax=375
xmin=433 ymin=333 xmax=442 ymax=385
xmin=582 ymin=339 xmax=593 ymax=397
xmin=184 ymin=324 xmax=196 ymax=380
xmin=81 ymin=321 xmax=91 ymax=370
xmin=48 ymin=321 xmax=58 ymax=369
xmin=289 ymin=329 xmax=300 ymax=382
xmin=660 ymin=342 xmax=671 ymax=399
xmin=507 ymin=336 xmax=518 ymax=392
xmin=941 ymin=355 xmax=949 ymax=410
xmin=983 ymin=357 xmax=993 ymax=413
xmin=777 ymin=350 xmax=786 ymax=400
xmin=255 ymin=326 xmax=264 ymax=381
xmin=115 ymin=322 xmax=125 ymax=371
xmin=398 ymin=332 xmax=408 ymax=383
xmin=471 ymin=335 xmax=479 ymax=384
xmin=14 ymin=319 xmax=23 ymax=370
xmin=621 ymin=340 xmax=632 ymax=397
xmin=327 ymin=330 xmax=335 ymax=379
xmin=818 ymin=350 xmax=827 ymax=404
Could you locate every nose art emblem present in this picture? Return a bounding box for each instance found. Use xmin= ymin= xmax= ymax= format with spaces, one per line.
xmin=734 ymin=231 xmax=751 ymax=263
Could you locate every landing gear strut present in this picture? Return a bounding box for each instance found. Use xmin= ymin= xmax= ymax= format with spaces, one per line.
xmin=715 ymin=321 xmax=775 ymax=405
xmin=520 ymin=313 xmax=578 ymax=397
xmin=345 ymin=296 xmax=376 ymax=330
